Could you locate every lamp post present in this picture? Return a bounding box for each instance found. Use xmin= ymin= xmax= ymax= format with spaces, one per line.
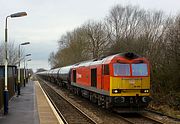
xmin=4 ymin=12 xmax=27 ymax=115
xmin=23 ymin=54 xmax=31 ymax=87
xmin=17 ymin=42 xmax=30 ymax=95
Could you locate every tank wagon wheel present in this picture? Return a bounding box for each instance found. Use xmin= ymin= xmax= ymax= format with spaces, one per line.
xmin=97 ymin=96 xmax=101 ymax=106
xmin=97 ymin=95 xmax=104 ymax=108
xmin=89 ymin=92 xmax=93 ymax=102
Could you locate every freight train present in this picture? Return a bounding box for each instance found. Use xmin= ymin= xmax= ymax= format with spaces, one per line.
xmin=37 ymin=52 xmax=151 ymax=111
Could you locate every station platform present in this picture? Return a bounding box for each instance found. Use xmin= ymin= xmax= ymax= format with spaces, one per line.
xmin=0 ymin=80 xmax=63 ymax=124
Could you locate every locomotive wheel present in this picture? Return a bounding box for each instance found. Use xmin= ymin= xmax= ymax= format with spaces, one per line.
xmin=89 ymin=93 xmax=93 ymax=101
xmin=105 ymin=97 xmax=111 ymax=109
xmin=98 ymin=98 xmax=101 ymax=106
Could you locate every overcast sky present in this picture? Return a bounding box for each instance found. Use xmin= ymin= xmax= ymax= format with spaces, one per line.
xmin=0 ymin=0 xmax=180 ymax=71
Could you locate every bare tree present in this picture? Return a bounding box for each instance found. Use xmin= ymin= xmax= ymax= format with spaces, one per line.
xmin=0 ymin=41 xmax=20 ymax=65
xmin=83 ymin=20 xmax=110 ymax=58
xmin=49 ymin=27 xmax=91 ymax=67
xmin=48 ymin=52 xmax=58 ymax=68
xmin=105 ymin=5 xmax=147 ymax=53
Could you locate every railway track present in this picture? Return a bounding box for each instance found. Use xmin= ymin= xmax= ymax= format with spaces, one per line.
xmin=116 ymin=113 xmax=163 ymax=124
xmin=39 ymin=80 xmax=97 ymax=124
xmin=145 ymin=108 xmax=180 ymax=122
xmin=37 ymin=77 xmax=179 ymax=124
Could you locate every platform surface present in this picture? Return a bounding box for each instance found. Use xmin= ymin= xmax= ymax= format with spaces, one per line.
xmin=35 ymin=80 xmax=62 ymax=124
xmin=0 ymin=80 xmax=39 ymax=124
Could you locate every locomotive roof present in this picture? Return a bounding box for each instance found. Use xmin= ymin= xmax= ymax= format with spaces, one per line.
xmin=73 ymin=52 xmax=143 ymax=68
xmin=41 ymin=52 xmax=144 ymax=73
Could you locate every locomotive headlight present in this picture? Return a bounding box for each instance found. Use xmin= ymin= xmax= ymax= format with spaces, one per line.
xmin=112 ymin=89 xmax=121 ymax=93
xmin=145 ymin=90 xmax=149 ymax=93
xmin=141 ymin=89 xmax=149 ymax=93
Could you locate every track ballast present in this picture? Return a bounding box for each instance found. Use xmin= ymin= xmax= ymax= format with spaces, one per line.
xmin=39 ymin=80 xmax=96 ymax=124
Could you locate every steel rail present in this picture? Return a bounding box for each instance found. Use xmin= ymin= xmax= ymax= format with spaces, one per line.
xmin=39 ymin=81 xmax=68 ymax=124
xmin=117 ymin=115 xmax=136 ymax=124
xmin=141 ymin=114 xmax=164 ymax=124
xmin=114 ymin=110 xmax=163 ymax=124
xmin=145 ymin=108 xmax=180 ymax=122
xmin=39 ymin=79 xmax=97 ymax=124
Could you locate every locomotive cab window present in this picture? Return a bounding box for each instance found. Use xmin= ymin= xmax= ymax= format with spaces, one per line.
xmin=113 ymin=63 xmax=130 ymax=76
xmin=103 ymin=64 xmax=109 ymax=75
xmin=132 ymin=63 xmax=148 ymax=76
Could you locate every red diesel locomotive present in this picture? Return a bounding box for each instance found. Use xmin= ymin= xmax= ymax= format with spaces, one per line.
xmin=37 ymin=52 xmax=151 ymax=111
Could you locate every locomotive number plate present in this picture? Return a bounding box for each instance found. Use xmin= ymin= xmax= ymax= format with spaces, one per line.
xmin=129 ymin=80 xmax=135 ymax=85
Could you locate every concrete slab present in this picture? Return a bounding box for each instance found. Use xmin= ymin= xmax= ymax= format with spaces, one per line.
xmin=0 ymin=81 xmax=39 ymax=124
